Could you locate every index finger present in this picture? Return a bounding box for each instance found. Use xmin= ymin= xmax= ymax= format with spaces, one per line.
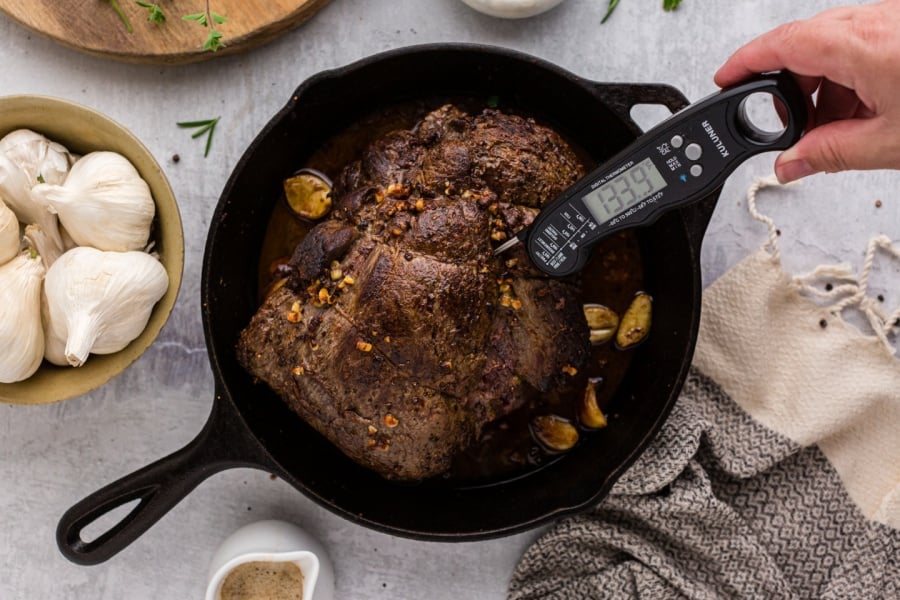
xmin=714 ymin=16 xmax=864 ymax=90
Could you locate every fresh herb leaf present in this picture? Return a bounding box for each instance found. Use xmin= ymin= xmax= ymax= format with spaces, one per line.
xmin=36 ymin=174 xmax=45 ymax=184
xmin=182 ymin=12 xmax=209 ymax=26
xmin=203 ymin=29 xmax=225 ymax=52
xmin=28 ymin=247 xmax=37 ymax=259
xmin=136 ymin=1 xmax=165 ymax=23
xmin=601 ymin=0 xmax=683 ymax=23
xmin=177 ymin=117 xmax=221 ymax=158
xmin=107 ymin=1 xmax=226 ymax=53
xmin=189 ymin=123 xmax=216 ymax=139
xmin=105 ymin=0 xmax=133 ymax=33
xmin=183 ymin=1 xmax=227 ymax=53
xmin=601 ymin=0 xmax=620 ymax=24
xmin=175 ymin=119 xmax=215 ymax=128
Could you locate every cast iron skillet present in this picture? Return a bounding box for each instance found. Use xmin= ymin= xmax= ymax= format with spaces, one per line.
xmin=58 ymin=44 xmax=717 ymax=565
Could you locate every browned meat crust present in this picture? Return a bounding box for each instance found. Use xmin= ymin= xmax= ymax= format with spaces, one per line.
xmin=237 ymin=105 xmax=589 ymax=480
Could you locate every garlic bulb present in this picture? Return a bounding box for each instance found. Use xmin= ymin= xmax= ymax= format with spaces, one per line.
xmin=0 ymin=129 xmax=73 ymax=186
xmin=0 ymin=252 xmax=46 ymax=383
xmin=0 ymin=199 xmax=19 ymax=266
xmin=32 ymin=152 xmax=155 ymax=252
xmin=44 ymin=247 xmax=168 ymax=367
xmin=0 ymin=153 xmax=64 ymax=251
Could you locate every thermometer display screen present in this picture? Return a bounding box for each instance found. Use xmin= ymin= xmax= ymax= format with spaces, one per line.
xmin=582 ymin=157 xmax=668 ymax=223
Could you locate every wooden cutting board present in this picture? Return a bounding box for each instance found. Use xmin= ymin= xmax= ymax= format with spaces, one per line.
xmin=0 ymin=0 xmax=331 ymax=65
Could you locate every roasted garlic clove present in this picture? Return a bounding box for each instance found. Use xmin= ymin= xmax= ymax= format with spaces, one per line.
xmin=579 ymin=377 xmax=607 ymax=429
xmin=531 ymin=415 xmax=579 ymax=452
xmin=584 ymin=304 xmax=619 ymax=329
xmin=283 ymin=168 xmax=333 ymax=221
xmin=584 ymin=304 xmax=619 ymax=345
xmin=616 ymin=292 xmax=652 ymax=349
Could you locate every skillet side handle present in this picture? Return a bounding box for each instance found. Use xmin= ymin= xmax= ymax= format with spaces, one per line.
xmin=57 ymin=394 xmax=268 ymax=566
xmin=588 ymin=82 xmax=690 ymax=136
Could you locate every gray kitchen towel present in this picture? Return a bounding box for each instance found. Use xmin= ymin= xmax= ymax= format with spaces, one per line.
xmin=508 ymin=179 xmax=900 ymax=599
xmin=508 ymin=369 xmax=898 ymax=599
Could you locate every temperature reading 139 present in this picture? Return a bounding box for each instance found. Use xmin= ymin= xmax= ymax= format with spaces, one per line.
xmin=496 ymin=72 xmax=808 ymax=279
xmin=582 ymin=158 xmax=668 ymax=224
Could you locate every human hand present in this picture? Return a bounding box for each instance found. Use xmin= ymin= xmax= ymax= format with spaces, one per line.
xmin=715 ymin=0 xmax=900 ymax=182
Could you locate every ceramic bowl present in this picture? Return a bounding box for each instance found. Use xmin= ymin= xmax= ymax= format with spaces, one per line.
xmin=206 ymin=520 xmax=335 ymax=600
xmin=0 ymin=95 xmax=183 ymax=405
xmin=460 ymin=0 xmax=567 ymax=19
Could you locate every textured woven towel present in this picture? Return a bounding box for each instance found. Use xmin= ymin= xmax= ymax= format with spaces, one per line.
xmin=508 ymin=180 xmax=900 ymax=599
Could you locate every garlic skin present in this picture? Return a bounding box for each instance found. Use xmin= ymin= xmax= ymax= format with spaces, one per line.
xmin=41 ymin=290 xmax=68 ymax=367
xmin=0 ymin=252 xmax=46 ymax=383
xmin=60 ymin=223 xmax=78 ymax=251
xmin=0 ymin=199 xmax=19 ymax=266
xmin=23 ymin=224 xmax=62 ymax=269
xmin=0 ymin=153 xmax=64 ymax=251
xmin=44 ymin=247 xmax=168 ymax=367
xmin=0 ymin=129 xmax=73 ymax=186
xmin=32 ymin=152 xmax=155 ymax=252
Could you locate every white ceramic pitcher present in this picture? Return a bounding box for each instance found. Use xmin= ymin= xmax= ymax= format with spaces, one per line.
xmin=206 ymin=520 xmax=334 ymax=600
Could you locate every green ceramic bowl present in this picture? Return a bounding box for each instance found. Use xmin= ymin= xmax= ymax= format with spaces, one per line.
xmin=0 ymin=95 xmax=184 ymax=405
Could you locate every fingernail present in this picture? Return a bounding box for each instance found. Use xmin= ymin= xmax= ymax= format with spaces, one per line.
xmin=776 ymin=159 xmax=814 ymax=183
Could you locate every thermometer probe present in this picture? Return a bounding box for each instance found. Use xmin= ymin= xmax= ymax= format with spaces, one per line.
xmin=494 ymin=72 xmax=808 ymax=277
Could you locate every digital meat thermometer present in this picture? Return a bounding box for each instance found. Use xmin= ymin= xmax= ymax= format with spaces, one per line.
xmin=494 ymin=72 xmax=807 ymax=276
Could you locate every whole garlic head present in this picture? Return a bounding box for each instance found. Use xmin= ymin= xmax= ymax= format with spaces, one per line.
xmin=0 ymin=199 xmax=19 ymax=266
xmin=0 ymin=153 xmax=64 ymax=253
xmin=0 ymin=128 xmax=73 ymax=186
xmin=44 ymin=247 xmax=169 ymax=367
xmin=32 ymin=151 xmax=155 ymax=252
xmin=0 ymin=252 xmax=46 ymax=383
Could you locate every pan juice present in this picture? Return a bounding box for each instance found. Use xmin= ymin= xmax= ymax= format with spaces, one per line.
xmin=220 ymin=561 xmax=304 ymax=600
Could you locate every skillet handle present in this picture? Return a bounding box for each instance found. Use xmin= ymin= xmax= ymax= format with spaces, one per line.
xmin=56 ymin=394 xmax=270 ymax=565
xmin=588 ymin=82 xmax=690 ymax=136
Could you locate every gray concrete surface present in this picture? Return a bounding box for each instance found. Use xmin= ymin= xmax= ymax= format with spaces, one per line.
xmin=1 ymin=1 xmax=897 ymax=598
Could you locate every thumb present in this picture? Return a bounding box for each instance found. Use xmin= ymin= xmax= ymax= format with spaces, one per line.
xmin=774 ymin=117 xmax=898 ymax=183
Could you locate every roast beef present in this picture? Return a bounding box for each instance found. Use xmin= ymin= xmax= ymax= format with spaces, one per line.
xmin=237 ymin=105 xmax=590 ymax=480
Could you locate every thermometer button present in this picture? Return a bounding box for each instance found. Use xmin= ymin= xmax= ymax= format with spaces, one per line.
xmin=685 ymin=143 xmax=703 ymax=161
xmin=670 ymin=135 xmax=684 ymax=149
xmin=690 ymin=164 xmax=703 ymax=177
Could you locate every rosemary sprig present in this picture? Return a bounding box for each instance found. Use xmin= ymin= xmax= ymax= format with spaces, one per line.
xmin=105 ymin=0 xmax=133 ymax=33
xmin=135 ymin=1 xmax=165 ymax=24
xmin=183 ymin=0 xmax=228 ymax=52
xmin=600 ymin=0 xmax=620 ymax=24
xmin=177 ymin=117 xmax=221 ymax=158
